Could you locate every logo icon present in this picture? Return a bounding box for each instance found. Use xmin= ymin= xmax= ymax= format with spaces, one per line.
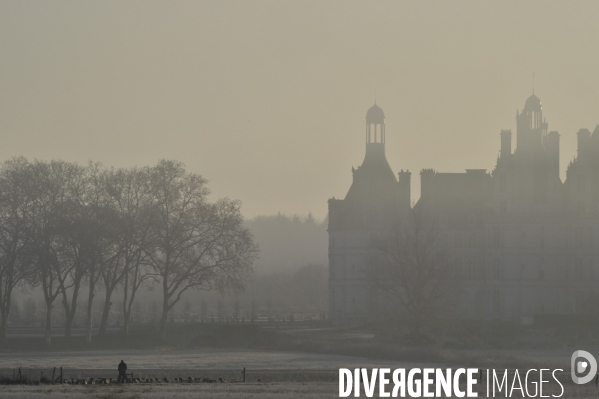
xmin=571 ymin=350 xmax=597 ymax=384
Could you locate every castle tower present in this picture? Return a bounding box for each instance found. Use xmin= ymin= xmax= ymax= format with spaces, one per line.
xmin=495 ymin=92 xmax=561 ymax=212
xmin=328 ymin=102 xmax=410 ymax=320
xmin=516 ymin=93 xmax=548 ymax=153
xmin=366 ymin=103 xmax=385 ymax=144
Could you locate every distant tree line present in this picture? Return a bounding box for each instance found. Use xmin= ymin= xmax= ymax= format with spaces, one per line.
xmin=0 ymin=157 xmax=257 ymax=344
xmin=244 ymin=213 xmax=327 ymax=274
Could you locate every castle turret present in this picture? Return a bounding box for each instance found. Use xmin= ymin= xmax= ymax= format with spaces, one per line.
xmin=328 ymin=102 xmax=409 ymax=320
xmin=516 ymin=93 xmax=548 ymax=153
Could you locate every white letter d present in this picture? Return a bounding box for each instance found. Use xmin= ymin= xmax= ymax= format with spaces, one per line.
xmin=340 ymin=369 xmax=352 ymax=397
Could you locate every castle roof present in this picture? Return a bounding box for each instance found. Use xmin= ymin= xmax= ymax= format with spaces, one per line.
xmin=524 ymin=93 xmax=542 ymax=111
xmin=366 ymin=104 xmax=385 ymax=124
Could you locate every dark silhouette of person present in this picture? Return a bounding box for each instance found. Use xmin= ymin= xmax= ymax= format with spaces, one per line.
xmin=117 ymin=360 xmax=128 ymax=383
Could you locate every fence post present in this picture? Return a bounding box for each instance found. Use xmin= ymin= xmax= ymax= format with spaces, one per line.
xmin=242 ymin=367 xmax=245 ymax=383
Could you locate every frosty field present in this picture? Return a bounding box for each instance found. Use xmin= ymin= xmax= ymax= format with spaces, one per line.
xmin=0 ymin=349 xmax=413 ymax=398
xmin=0 ymin=347 xmax=595 ymax=398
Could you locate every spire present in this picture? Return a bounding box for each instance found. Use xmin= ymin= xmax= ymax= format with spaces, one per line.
xmin=532 ymin=72 xmax=535 ymax=95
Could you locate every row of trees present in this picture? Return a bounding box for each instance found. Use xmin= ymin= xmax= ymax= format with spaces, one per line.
xmin=0 ymin=158 xmax=257 ymax=344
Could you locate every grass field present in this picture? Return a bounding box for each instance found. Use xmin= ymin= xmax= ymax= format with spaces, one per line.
xmin=0 ymin=348 xmax=596 ymax=398
xmin=1 ymin=378 xmax=599 ymax=398
xmin=0 ymin=382 xmax=343 ymax=399
xmin=0 ymin=325 xmax=597 ymax=398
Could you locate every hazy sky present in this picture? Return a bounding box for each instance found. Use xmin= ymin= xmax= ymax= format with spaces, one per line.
xmin=2 ymin=1 xmax=599 ymax=219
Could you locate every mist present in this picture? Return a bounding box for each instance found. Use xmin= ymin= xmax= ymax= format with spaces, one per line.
xmin=2 ymin=1 xmax=599 ymax=219
xmin=1 ymin=2 xmax=599 ymax=398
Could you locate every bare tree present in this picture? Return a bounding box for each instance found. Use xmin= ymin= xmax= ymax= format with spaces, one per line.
xmin=102 ymin=167 xmax=153 ymax=335
xmin=368 ymin=208 xmax=460 ymax=339
xmin=64 ymin=196 xmax=120 ymax=342
xmin=0 ymin=158 xmax=33 ymax=343
xmin=145 ymin=160 xmax=258 ymax=340
xmin=27 ymin=160 xmax=80 ymax=346
xmin=53 ymin=163 xmax=92 ymax=338
xmin=81 ymin=163 xmax=121 ymax=343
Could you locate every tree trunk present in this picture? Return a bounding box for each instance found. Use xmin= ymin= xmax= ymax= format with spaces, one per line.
xmin=62 ymin=278 xmax=82 ymax=339
xmin=98 ymin=290 xmax=113 ymax=335
xmin=85 ymin=287 xmax=94 ymax=344
xmin=0 ymin=277 xmax=14 ymax=346
xmin=123 ymin=310 xmax=130 ymax=336
xmin=0 ymin=313 xmax=7 ymax=345
xmin=159 ymin=303 xmax=169 ymax=341
xmin=64 ymin=307 xmax=75 ymax=338
xmin=45 ymin=302 xmax=52 ymax=347
xmin=122 ymin=272 xmax=129 ymax=336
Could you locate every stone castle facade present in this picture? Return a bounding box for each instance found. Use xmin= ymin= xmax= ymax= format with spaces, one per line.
xmin=328 ymin=93 xmax=599 ymax=321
